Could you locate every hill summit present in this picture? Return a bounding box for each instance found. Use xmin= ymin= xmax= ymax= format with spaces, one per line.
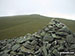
xmin=0 ymin=19 xmax=75 ymax=56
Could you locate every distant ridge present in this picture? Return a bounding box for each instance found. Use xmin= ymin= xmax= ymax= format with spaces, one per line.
xmin=0 ymin=14 xmax=75 ymax=21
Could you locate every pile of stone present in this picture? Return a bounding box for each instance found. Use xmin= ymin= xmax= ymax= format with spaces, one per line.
xmin=0 ymin=19 xmax=75 ymax=56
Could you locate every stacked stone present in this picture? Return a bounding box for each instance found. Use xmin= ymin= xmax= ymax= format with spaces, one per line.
xmin=0 ymin=19 xmax=75 ymax=56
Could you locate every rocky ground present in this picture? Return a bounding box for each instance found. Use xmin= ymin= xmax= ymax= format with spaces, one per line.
xmin=0 ymin=19 xmax=75 ymax=56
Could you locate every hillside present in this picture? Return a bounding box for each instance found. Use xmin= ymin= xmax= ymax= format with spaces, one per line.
xmin=0 ymin=14 xmax=75 ymax=40
xmin=0 ymin=19 xmax=75 ymax=56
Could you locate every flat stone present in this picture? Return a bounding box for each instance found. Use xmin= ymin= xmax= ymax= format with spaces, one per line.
xmin=44 ymin=27 xmax=49 ymax=32
xmin=12 ymin=44 xmax=20 ymax=51
xmin=23 ymin=41 xmax=33 ymax=49
xmin=42 ymin=45 xmax=47 ymax=56
xmin=70 ymin=44 xmax=75 ymax=49
xmin=58 ymin=45 xmax=64 ymax=51
xmin=16 ymin=37 xmax=26 ymax=44
xmin=43 ymin=34 xmax=54 ymax=42
xmin=20 ymin=46 xmax=33 ymax=53
xmin=40 ymin=31 xmax=46 ymax=36
xmin=56 ymin=32 xmax=67 ymax=37
xmin=52 ymin=49 xmax=60 ymax=56
xmin=31 ymin=40 xmax=38 ymax=45
xmin=66 ymin=35 xmax=75 ymax=43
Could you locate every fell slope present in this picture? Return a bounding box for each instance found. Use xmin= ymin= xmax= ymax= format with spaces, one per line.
xmin=0 ymin=14 xmax=75 ymax=40
xmin=0 ymin=19 xmax=75 ymax=56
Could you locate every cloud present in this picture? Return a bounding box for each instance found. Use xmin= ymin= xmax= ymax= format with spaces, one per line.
xmin=41 ymin=12 xmax=75 ymax=20
xmin=0 ymin=0 xmax=75 ymax=20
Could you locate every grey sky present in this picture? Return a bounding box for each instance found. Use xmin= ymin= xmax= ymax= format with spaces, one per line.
xmin=0 ymin=0 xmax=75 ymax=20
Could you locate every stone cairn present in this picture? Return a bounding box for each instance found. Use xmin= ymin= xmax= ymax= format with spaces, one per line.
xmin=0 ymin=19 xmax=75 ymax=56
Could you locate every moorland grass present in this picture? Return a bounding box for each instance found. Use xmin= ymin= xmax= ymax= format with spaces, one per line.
xmin=0 ymin=14 xmax=75 ymax=40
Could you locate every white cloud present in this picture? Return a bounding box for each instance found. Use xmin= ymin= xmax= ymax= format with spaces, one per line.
xmin=0 ymin=0 xmax=75 ymax=20
xmin=41 ymin=12 xmax=75 ymax=20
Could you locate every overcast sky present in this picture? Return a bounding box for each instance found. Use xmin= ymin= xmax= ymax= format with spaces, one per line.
xmin=0 ymin=0 xmax=75 ymax=20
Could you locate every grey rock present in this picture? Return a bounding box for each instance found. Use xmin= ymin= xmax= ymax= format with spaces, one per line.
xmin=12 ymin=44 xmax=20 ymax=51
xmin=42 ymin=45 xmax=47 ymax=56
xmin=70 ymin=44 xmax=75 ymax=49
xmin=23 ymin=41 xmax=33 ymax=49
xmin=52 ymin=49 xmax=60 ymax=56
xmin=16 ymin=37 xmax=26 ymax=44
xmin=66 ymin=35 xmax=75 ymax=43
xmin=43 ymin=34 xmax=54 ymax=42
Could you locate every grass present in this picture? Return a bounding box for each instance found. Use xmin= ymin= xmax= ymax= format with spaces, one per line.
xmin=0 ymin=14 xmax=75 ymax=40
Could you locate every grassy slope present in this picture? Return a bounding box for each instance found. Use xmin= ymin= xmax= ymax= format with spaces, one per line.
xmin=0 ymin=14 xmax=75 ymax=40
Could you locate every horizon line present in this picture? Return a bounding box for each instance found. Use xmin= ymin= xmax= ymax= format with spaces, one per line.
xmin=0 ymin=14 xmax=75 ymax=21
